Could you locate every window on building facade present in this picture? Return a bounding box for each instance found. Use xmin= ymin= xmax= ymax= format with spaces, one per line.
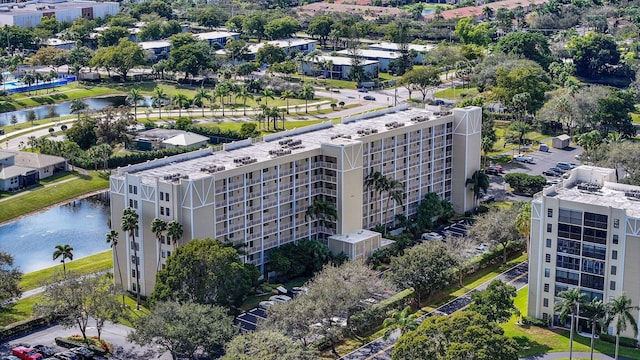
xmin=547 ymin=224 xmax=552 ymax=233
xmin=548 ymin=209 xmax=553 ymax=217
xmin=614 ymin=219 xmax=619 ymax=228
xmin=546 ymin=238 xmax=552 ymax=248
xmin=544 ymin=268 xmax=550 ymax=278
xmin=584 ymin=212 xmax=608 ymax=229
xmin=543 ymin=298 xmax=549 ymax=307
xmin=160 ymin=192 xmax=164 ymax=201
xmin=613 ymin=234 xmax=619 ymax=244
xmin=545 ymin=254 xmax=551 ymax=263
xmin=611 ymin=265 xmax=617 ymax=275
xmin=559 ymin=209 xmax=582 ymax=225
xmin=612 ymin=250 xmax=618 ymax=260
xmin=610 ymin=281 xmax=616 ymax=291
xmin=544 ymin=283 xmax=550 ymax=292
xmin=132 ymin=269 xmax=136 ymax=278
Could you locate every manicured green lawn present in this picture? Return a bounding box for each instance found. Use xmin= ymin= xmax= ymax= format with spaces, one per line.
xmin=433 ymin=86 xmax=478 ymax=100
xmin=503 ymin=286 xmax=640 ymax=359
xmin=0 ymin=83 xmax=121 ymax=112
xmin=486 ymin=122 xmax=549 ymax=157
xmin=0 ymin=170 xmax=110 ymax=224
xmin=19 ymin=251 xmax=113 ymax=291
xmin=631 ymin=112 xmax=640 ymax=124
xmin=0 ymin=294 xmax=43 ymax=327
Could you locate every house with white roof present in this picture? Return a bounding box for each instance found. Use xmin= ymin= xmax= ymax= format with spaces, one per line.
xmin=368 ymin=42 xmax=434 ymax=64
xmin=0 ymin=150 xmax=68 ymax=191
xmin=336 ymin=49 xmax=401 ymax=72
xmin=302 ymin=55 xmax=379 ymax=80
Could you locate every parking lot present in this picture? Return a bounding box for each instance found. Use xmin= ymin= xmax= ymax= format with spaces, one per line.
xmin=487 ymin=145 xmax=583 ymax=202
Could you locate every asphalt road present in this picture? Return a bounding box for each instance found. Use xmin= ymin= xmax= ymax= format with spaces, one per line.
xmin=339 ymin=262 xmax=529 ymax=360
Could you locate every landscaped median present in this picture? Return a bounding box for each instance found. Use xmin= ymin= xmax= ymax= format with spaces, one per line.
xmin=503 ymin=286 xmax=640 ymax=359
xmin=0 ymin=170 xmax=110 ymax=224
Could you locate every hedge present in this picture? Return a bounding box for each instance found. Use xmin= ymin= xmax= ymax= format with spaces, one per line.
xmin=599 ymin=333 xmax=638 ymax=348
xmin=348 ymin=288 xmax=416 ymax=338
xmin=0 ymin=316 xmax=54 ymax=341
xmin=55 ymin=337 xmax=109 ymax=355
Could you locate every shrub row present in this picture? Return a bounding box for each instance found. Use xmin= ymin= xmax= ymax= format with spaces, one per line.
xmin=521 ymin=316 xmax=548 ymax=327
xmin=54 ymin=336 xmax=108 ymax=355
xmin=599 ymin=333 xmax=638 ymax=348
xmin=0 ymin=316 xmax=54 ymax=341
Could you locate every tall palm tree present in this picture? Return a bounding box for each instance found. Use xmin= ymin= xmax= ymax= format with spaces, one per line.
xmin=70 ymin=99 xmax=88 ymax=121
xmin=166 ymin=220 xmax=183 ymax=246
xmin=193 ymin=87 xmax=212 ymax=117
xmin=480 ymin=136 xmax=494 ymax=168
xmin=300 ymin=84 xmax=314 ymax=113
xmin=127 ymin=88 xmax=143 ymax=121
xmin=152 ymin=87 xmax=169 ymax=119
xmin=235 ymin=86 xmax=253 ymax=116
xmin=466 ymin=170 xmax=490 ymax=208
xmin=554 ymin=288 xmax=588 ymax=360
xmin=151 ymin=218 xmax=167 ymax=271
xmin=53 ymin=244 xmax=74 ymax=277
xmin=382 ymin=306 xmax=419 ymax=340
xmin=583 ymin=298 xmax=608 ymax=360
xmin=22 ymin=72 xmax=34 ymax=95
xmin=172 ymin=93 xmax=190 ymax=118
xmin=121 ymin=207 xmax=141 ymax=310
xmin=215 ymin=83 xmax=230 ymax=116
xmin=281 ymin=89 xmax=295 ymax=114
xmin=34 ymin=71 xmax=43 ymax=95
xmin=261 ymin=88 xmax=275 ymax=107
xmin=607 ymin=294 xmax=639 ymax=360
xmin=515 ymin=202 xmax=531 ymax=253
xmin=305 ymin=197 xmax=338 ymax=239
xmin=106 ymin=230 xmax=125 ymax=306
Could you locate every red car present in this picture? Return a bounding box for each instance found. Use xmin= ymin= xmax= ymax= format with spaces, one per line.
xmin=11 ymin=347 xmax=42 ymax=360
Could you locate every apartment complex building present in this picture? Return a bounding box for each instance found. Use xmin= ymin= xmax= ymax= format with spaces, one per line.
xmin=109 ymin=105 xmax=481 ymax=296
xmin=529 ymin=166 xmax=640 ymax=338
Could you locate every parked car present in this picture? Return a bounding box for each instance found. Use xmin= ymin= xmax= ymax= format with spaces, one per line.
xmin=291 ymin=286 xmax=309 ymax=295
xmin=269 ymin=295 xmax=292 ymax=304
xmin=357 ymin=88 xmax=368 ymax=93
xmin=2 ymin=356 xmax=21 ymax=360
xmin=556 ymin=162 xmax=576 ymax=170
xmin=480 ymin=194 xmax=495 ymax=203
xmin=549 ymin=167 xmax=566 ymax=174
xmin=33 ymin=346 xmax=55 ymax=358
xmin=53 ymin=352 xmax=78 ymax=360
xmin=421 ymin=232 xmax=444 ymax=241
xmin=12 ymin=347 xmax=42 ymax=360
xmin=476 ymin=243 xmax=489 ymax=252
xmin=434 ymin=99 xmax=445 ymax=105
xmin=363 ymin=95 xmax=376 ymax=101
xmin=484 ymin=167 xmax=500 ymax=175
xmin=543 ymin=169 xmax=562 ymax=176
xmin=574 ymin=154 xmax=583 ymax=160
xmin=69 ymin=347 xmax=94 ymax=360
xmin=259 ymin=300 xmax=275 ymax=309
xmin=513 ymin=154 xmax=534 ymax=164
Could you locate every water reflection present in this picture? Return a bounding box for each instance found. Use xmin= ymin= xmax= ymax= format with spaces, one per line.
xmin=0 ymin=193 xmax=111 ymax=273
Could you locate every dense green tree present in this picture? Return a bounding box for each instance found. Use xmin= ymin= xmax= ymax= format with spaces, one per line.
xmin=306 ymin=15 xmax=333 ymax=47
xmin=595 ymin=90 xmax=636 ymax=137
xmin=555 ymin=288 xmax=588 ymax=360
xmin=169 ymin=41 xmax=212 ymax=79
xmin=393 ymin=311 xmax=518 ymax=360
xmin=454 ymin=17 xmax=493 ymax=46
xmin=69 ymin=46 xmax=92 ymax=67
xmin=382 ymin=306 xmax=419 ymax=340
xmin=91 ymin=39 xmax=145 ymax=79
xmin=129 ymin=301 xmax=236 ymax=360
xmin=469 ymin=280 xmax=517 ymax=323
xmin=196 ymin=7 xmax=228 ymax=29
xmin=389 ymin=241 xmax=458 ymax=305
xmin=567 ymin=32 xmax=620 ymax=78
xmin=108 ymin=13 xmax=136 ymax=28
xmin=97 ymin=26 xmax=129 ymax=47
xmin=224 ymin=38 xmax=250 ymax=64
xmin=151 ymin=238 xmax=259 ymax=309
xmin=242 ymin=14 xmax=267 ymax=41
xmin=225 ymin=15 xmax=245 ymax=32
xmin=400 ymin=66 xmax=441 ymax=102
xmin=264 ymin=17 xmax=301 ymax=40
xmin=131 ymin=0 xmax=173 ymax=20
xmin=222 ymin=331 xmax=318 ymax=360
xmin=493 ymin=64 xmax=549 ymax=114
xmin=267 ymin=238 xmax=332 ymax=279
xmin=30 ymin=47 xmax=69 ymax=71
xmin=415 ymin=192 xmax=443 ymax=230
xmin=504 ymin=173 xmax=546 ymax=196
xmin=495 ymin=32 xmax=553 ymax=69
xmin=256 ymin=44 xmax=286 ymax=65
xmin=0 ymin=252 xmax=21 ymax=308
xmin=466 ymin=170 xmax=490 ymax=208
xmin=468 ymin=205 xmax=522 ymax=263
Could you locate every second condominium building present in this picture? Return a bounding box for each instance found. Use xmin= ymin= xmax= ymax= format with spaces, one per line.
xmin=109 ymin=105 xmax=482 ymax=296
xmin=529 ymin=166 xmax=640 ymax=339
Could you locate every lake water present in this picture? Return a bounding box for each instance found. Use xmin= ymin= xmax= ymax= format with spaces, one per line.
xmin=0 ymin=193 xmax=112 ymax=273
xmin=0 ymin=95 xmax=153 ymax=127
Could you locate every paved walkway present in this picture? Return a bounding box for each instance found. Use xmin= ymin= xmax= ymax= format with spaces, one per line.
xmin=340 ymin=261 xmax=529 ymax=360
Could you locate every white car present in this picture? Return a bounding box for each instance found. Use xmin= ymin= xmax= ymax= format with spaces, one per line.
xmin=513 ymin=154 xmax=534 ymax=163
xmin=259 ymin=301 xmax=276 ymax=309
xmin=421 ymin=232 xmax=444 ymax=241
xmin=269 ymin=295 xmax=292 ymax=304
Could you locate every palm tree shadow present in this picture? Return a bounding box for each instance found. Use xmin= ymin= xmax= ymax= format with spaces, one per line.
xmin=512 ymin=335 xmax=551 ymax=357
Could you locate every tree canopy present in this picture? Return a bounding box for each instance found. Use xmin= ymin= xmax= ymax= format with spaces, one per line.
xmin=468 ymin=280 xmax=517 ymax=323
xmin=495 ymin=32 xmax=553 ymax=69
xmin=222 ymin=331 xmax=318 ymax=360
xmin=151 ymin=238 xmax=259 ymax=309
xmin=0 ymin=251 xmax=21 ymax=307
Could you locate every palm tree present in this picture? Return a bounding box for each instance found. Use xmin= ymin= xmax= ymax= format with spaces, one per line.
xmin=106 ymin=230 xmax=125 ymax=306
xmin=172 ymin=93 xmax=190 ymax=118
xmin=607 ymin=294 xmax=639 ymax=360
xmin=261 ymin=88 xmax=275 ymax=107
xmin=583 ymin=298 xmax=608 ymax=360
xmin=151 ymin=218 xmax=167 ymax=271
xmin=281 ymin=90 xmax=295 ymax=114
xmin=127 ymin=88 xmax=143 ymax=121
xmin=382 ymin=306 xmax=419 ymax=340
xmin=121 ymin=207 xmax=141 ymax=310
xmin=300 ymin=85 xmax=314 ymax=113
xmin=152 ymin=87 xmax=169 ymax=119
xmin=193 ymin=87 xmax=212 ymax=117
xmin=466 ymin=170 xmax=490 ymax=208
xmin=53 ymin=244 xmax=74 ymax=277
xmin=166 ymin=220 xmax=183 ymax=246
xmin=554 ymin=288 xmax=588 ymax=360
xmin=22 ymin=72 xmax=34 ymax=95
xmin=34 ymin=71 xmax=43 ymax=95
xmin=305 ymin=197 xmax=338 ymax=239
xmin=480 ymin=136 xmax=494 ymax=168
xmin=215 ymin=83 xmax=230 ymax=116
xmin=70 ymin=99 xmax=88 ymax=121
xmin=482 ymin=5 xmax=494 ymax=19
xmin=515 ymin=202 xmax=531 ymax=253
xmin=235 ymin=86 xmax=253 ymax=116
xmin=383 ymin=178 xmax=403 ymax=223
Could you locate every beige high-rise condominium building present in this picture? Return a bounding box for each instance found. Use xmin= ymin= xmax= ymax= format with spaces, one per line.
xmin=529 ymin=166 xmax=640 ymax=339
xmin=109 ymin=105 xmax=481 ymax=296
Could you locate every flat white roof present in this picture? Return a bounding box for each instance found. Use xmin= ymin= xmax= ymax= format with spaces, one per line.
xmin=138 ymin=40 xmax=170 ymax=50
xmin=313 ymin=55 xmax=378 ymax=66
xmin=228 ymin=38 xmax=317 ymax=55
xmin=337 ymin=49 xmax=402 ymax=59
xmin=0 ymin=0 xmax=117 ymax=15
xmin=118 ymin=106 xmax=458 ymax=183
xmin=369 ymin=42 xmax=434 ymax=53
xmin=43 ymin=38 xmax=75 ymax=46
xmin=195 ymin=31 xmax=240 ymax=41
xmin=329 ymin=229 xmax=380 ymax=244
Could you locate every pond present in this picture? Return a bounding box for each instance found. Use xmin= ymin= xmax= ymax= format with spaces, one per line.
xmin=0 ymin=95 xmax=153 ymax=127
xmin=0 ymin=193 xmax=112 ymax=273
